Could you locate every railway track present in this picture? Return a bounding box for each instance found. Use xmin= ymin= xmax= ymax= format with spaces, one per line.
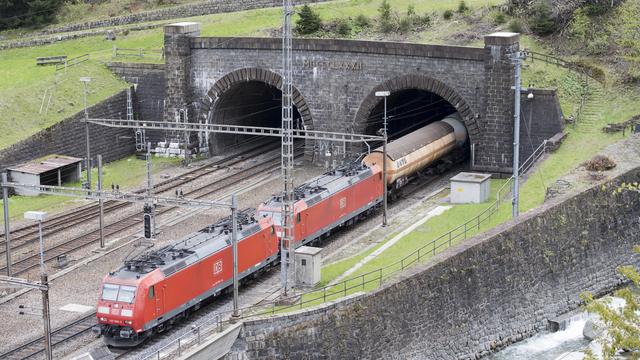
xmin=0 ymin=313 xmax=96 ymax=360
xmin=0 ymin=140 xmax=280 ymax=268
xmin=0 ymin=145 xmax=304 ymax=360
xmin=0 ymin=145 xmax=303 ymax=277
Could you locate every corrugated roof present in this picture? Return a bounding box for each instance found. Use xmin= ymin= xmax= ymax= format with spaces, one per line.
xmin=8 ymin=155 xmax=82 ymax=175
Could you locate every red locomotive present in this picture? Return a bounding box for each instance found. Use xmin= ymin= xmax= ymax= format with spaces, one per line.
xmin=95 ymin=112 xmax=468 ymax=347
xmin=93 ymin=211 xmax=279 ymax=346
xmin=256 ymin=162 xmax=383 ymax=247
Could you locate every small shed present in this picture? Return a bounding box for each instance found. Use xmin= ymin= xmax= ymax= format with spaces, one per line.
xmin=8 ymin=155 xmax=83 ymax=196
xmin=450 ymin=172 xmax=492 ymax=204
xmin=295 ymin=246 xmax=322 ymax=287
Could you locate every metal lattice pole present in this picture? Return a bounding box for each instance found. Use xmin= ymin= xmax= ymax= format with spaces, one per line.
xmin=280 ymin=0 xmax=295 ymax=296
xmin=2 ymin=173 xmax=11 ymax=277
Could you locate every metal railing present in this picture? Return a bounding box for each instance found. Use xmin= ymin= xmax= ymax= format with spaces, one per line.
xmin=112 ymin=46 xmax=164 ymax=59
xmin=142 ymin=140 xmax=549 ymax=360
xmin=55 ymin=54 xmax=89 ymax=72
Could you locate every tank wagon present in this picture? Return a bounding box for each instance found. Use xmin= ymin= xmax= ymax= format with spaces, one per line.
xmin=362 ymin=112 xmax=468 ymax=190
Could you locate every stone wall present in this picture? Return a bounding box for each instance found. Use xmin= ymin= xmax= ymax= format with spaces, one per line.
xmin=166 ymin=29 xmax=560 ymax=173
xmin=226 ymin=166 xmax=640 ymax=359
xmin=39 ymin=0 xmax=327 ymax=35
xmin=519 ymin=88 xmax=565 ymax=162
xmin=0 ymin=90 xmax=136 ymax=173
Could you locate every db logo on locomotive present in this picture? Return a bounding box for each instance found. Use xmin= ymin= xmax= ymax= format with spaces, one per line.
xmin=213 ymin=260 xmax=223 ymax=275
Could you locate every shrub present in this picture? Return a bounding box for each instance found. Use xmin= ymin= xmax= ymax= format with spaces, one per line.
xmin=507 ymin=18 xmax=523 ymax=33
xmin=398 ymin=17 xmax=412 ymax=33
xmin=335 ymin=18 xmax=352 ymax=36
xmin=457 ymin=0 xmax=469 ymax=13
xmin=529 ymin=0 xmax=556 ymax=36
xmin=355 ymin=14 xmax=370 ymax=28
xmin=295 ymin=4 xmax=322 ymax=35
xmin=583 ymin=155 xmax=616 ymax=171
xmin=378 ymin=0 xmax=393 ymax=33
xmin=493 ymin=12 xmax=506 ymax=25
xmin=415 ymin=13 xmax=431 ymax=27
xmin=443 ymin=9 xmax=454 ymax=20
xmin=407 ymin=4 xmax=416 ymax=17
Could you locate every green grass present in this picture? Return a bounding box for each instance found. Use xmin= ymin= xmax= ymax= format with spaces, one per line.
xmin=0 ymin=155 xmax=180 ymax=221
xmin=290 ymin=35 xmax=640 ymax=311
xmin=0 ymin=0 xmax=503 ymax=150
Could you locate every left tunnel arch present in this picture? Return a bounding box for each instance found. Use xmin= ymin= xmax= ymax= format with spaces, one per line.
xmin=199 ymin=68 xmax=314 ymax=155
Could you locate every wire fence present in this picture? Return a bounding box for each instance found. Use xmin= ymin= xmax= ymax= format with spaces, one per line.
xmin=112 ymin=46 xmax=164 ymax=59
xmin=54 ymin=54 xmax=90 ymax=72
xmin=142 ymin=140 xmax=549 ymax=360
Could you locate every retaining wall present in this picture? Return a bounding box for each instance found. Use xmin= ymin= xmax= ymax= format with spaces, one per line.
xmin=0 ymin=89 xmax=136 ymax=173
xmin=225 ymin=165 xmax=640 ymax=359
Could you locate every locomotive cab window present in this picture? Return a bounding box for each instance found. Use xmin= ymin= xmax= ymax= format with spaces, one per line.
xmin=101 ymin=284 xmax=119 ymax=301
xmin=270 ymin=226 xmax=275 ymax=234
xmin=148 ymin=286 xmax=155 ymax=300
xmin=117 ymin=285 xmax=137 ymax=303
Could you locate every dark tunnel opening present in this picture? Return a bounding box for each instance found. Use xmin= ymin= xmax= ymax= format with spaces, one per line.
xmin=209 ymin=81 xmax=303 ymax=154
xmin=364 ymin=89 xmax=458 ymax=140
xmin=362 ymin=89 xmax=470 ymax=167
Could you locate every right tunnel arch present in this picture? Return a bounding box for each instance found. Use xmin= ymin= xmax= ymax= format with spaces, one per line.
xmin=354 ymin=75 xmax=480 ymax=144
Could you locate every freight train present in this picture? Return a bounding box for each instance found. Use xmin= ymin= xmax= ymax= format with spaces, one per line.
xmin=93 ymin=113 xmax=467 ymax=347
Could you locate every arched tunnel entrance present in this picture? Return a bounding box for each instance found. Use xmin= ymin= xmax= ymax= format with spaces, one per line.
xmin=208 ymin=81 xmax=303 ymax=154
xmin=360 ymin=88 xmax=471 ymax=172
xmin=364 ymin=89 xmax=458 ymax=140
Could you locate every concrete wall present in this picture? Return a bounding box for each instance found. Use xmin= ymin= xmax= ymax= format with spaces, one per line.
xmin=0 ymin=90 xmax=135 ymax=173
xmin=225 ymin=167 xmax=640 ymax=359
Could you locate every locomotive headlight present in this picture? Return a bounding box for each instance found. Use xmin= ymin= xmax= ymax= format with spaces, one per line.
xmin=125 ymin=320 xmax=133 ymax=325
xmin=121 ymin=309 xmax=133 ymax=317
xmin=100 ymin=317 xmax=107 ymax=321
xmin=98 ymin=306 xmax=110 ymax=314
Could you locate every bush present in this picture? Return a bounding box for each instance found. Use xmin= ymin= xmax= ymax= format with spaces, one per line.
xmin=493 ymin=12 xmax=506 ymax=25
xmin=415 ymin=13 xmax=431 ymax=27
xmin=443 ymin=9 xmax=454 ymax=20
xmin=507 ymin=18 xmax=523 ymax=33
xmin=407 ymin=4 xmax=416 ymax=17
xmin=457 ymin=0 xmax=469 ymax=13
xmin=335 ymin=18 xmax=352 ymax=36
xmin=529 ymin=0 xmax=556 ymax=36
xmin=378 ymin=0 xmax=393 ymax=33
xmin=583 ymin=155 xmax=616 ymax=171
xmin=355 ymin=14 xmax=370 ymax=28
xmin=295 ymin=4 xmax=322 ymax=35
xmin=398 ymin=17 xmax=412 ymax=33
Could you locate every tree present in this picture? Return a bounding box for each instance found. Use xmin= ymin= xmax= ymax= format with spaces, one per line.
xmin=295 ymin=4 xmax=321 ymax=35
xmin=529 ymin=0 xmax=556 ymax=36
xmin=378 ymin=0 xmax=393 ymax=33
xmin=582 ymin=246 xmax=640 ymax=358
xmin=0 ymin=0 xmax=64 ymax=30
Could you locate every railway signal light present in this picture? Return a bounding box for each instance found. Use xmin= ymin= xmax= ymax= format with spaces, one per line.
xmin=143 ymin=205 xmax=153 ymax=239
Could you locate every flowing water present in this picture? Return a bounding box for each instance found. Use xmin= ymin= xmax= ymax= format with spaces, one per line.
xmin=487 ymin=314 xmax=591 ymax=360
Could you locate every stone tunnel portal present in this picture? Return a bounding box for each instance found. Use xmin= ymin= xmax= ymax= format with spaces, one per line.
xmin=208 ymin=81 xmax=303 ymax=154
xmin=362 ymin=89 xmax=469 ymax=165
